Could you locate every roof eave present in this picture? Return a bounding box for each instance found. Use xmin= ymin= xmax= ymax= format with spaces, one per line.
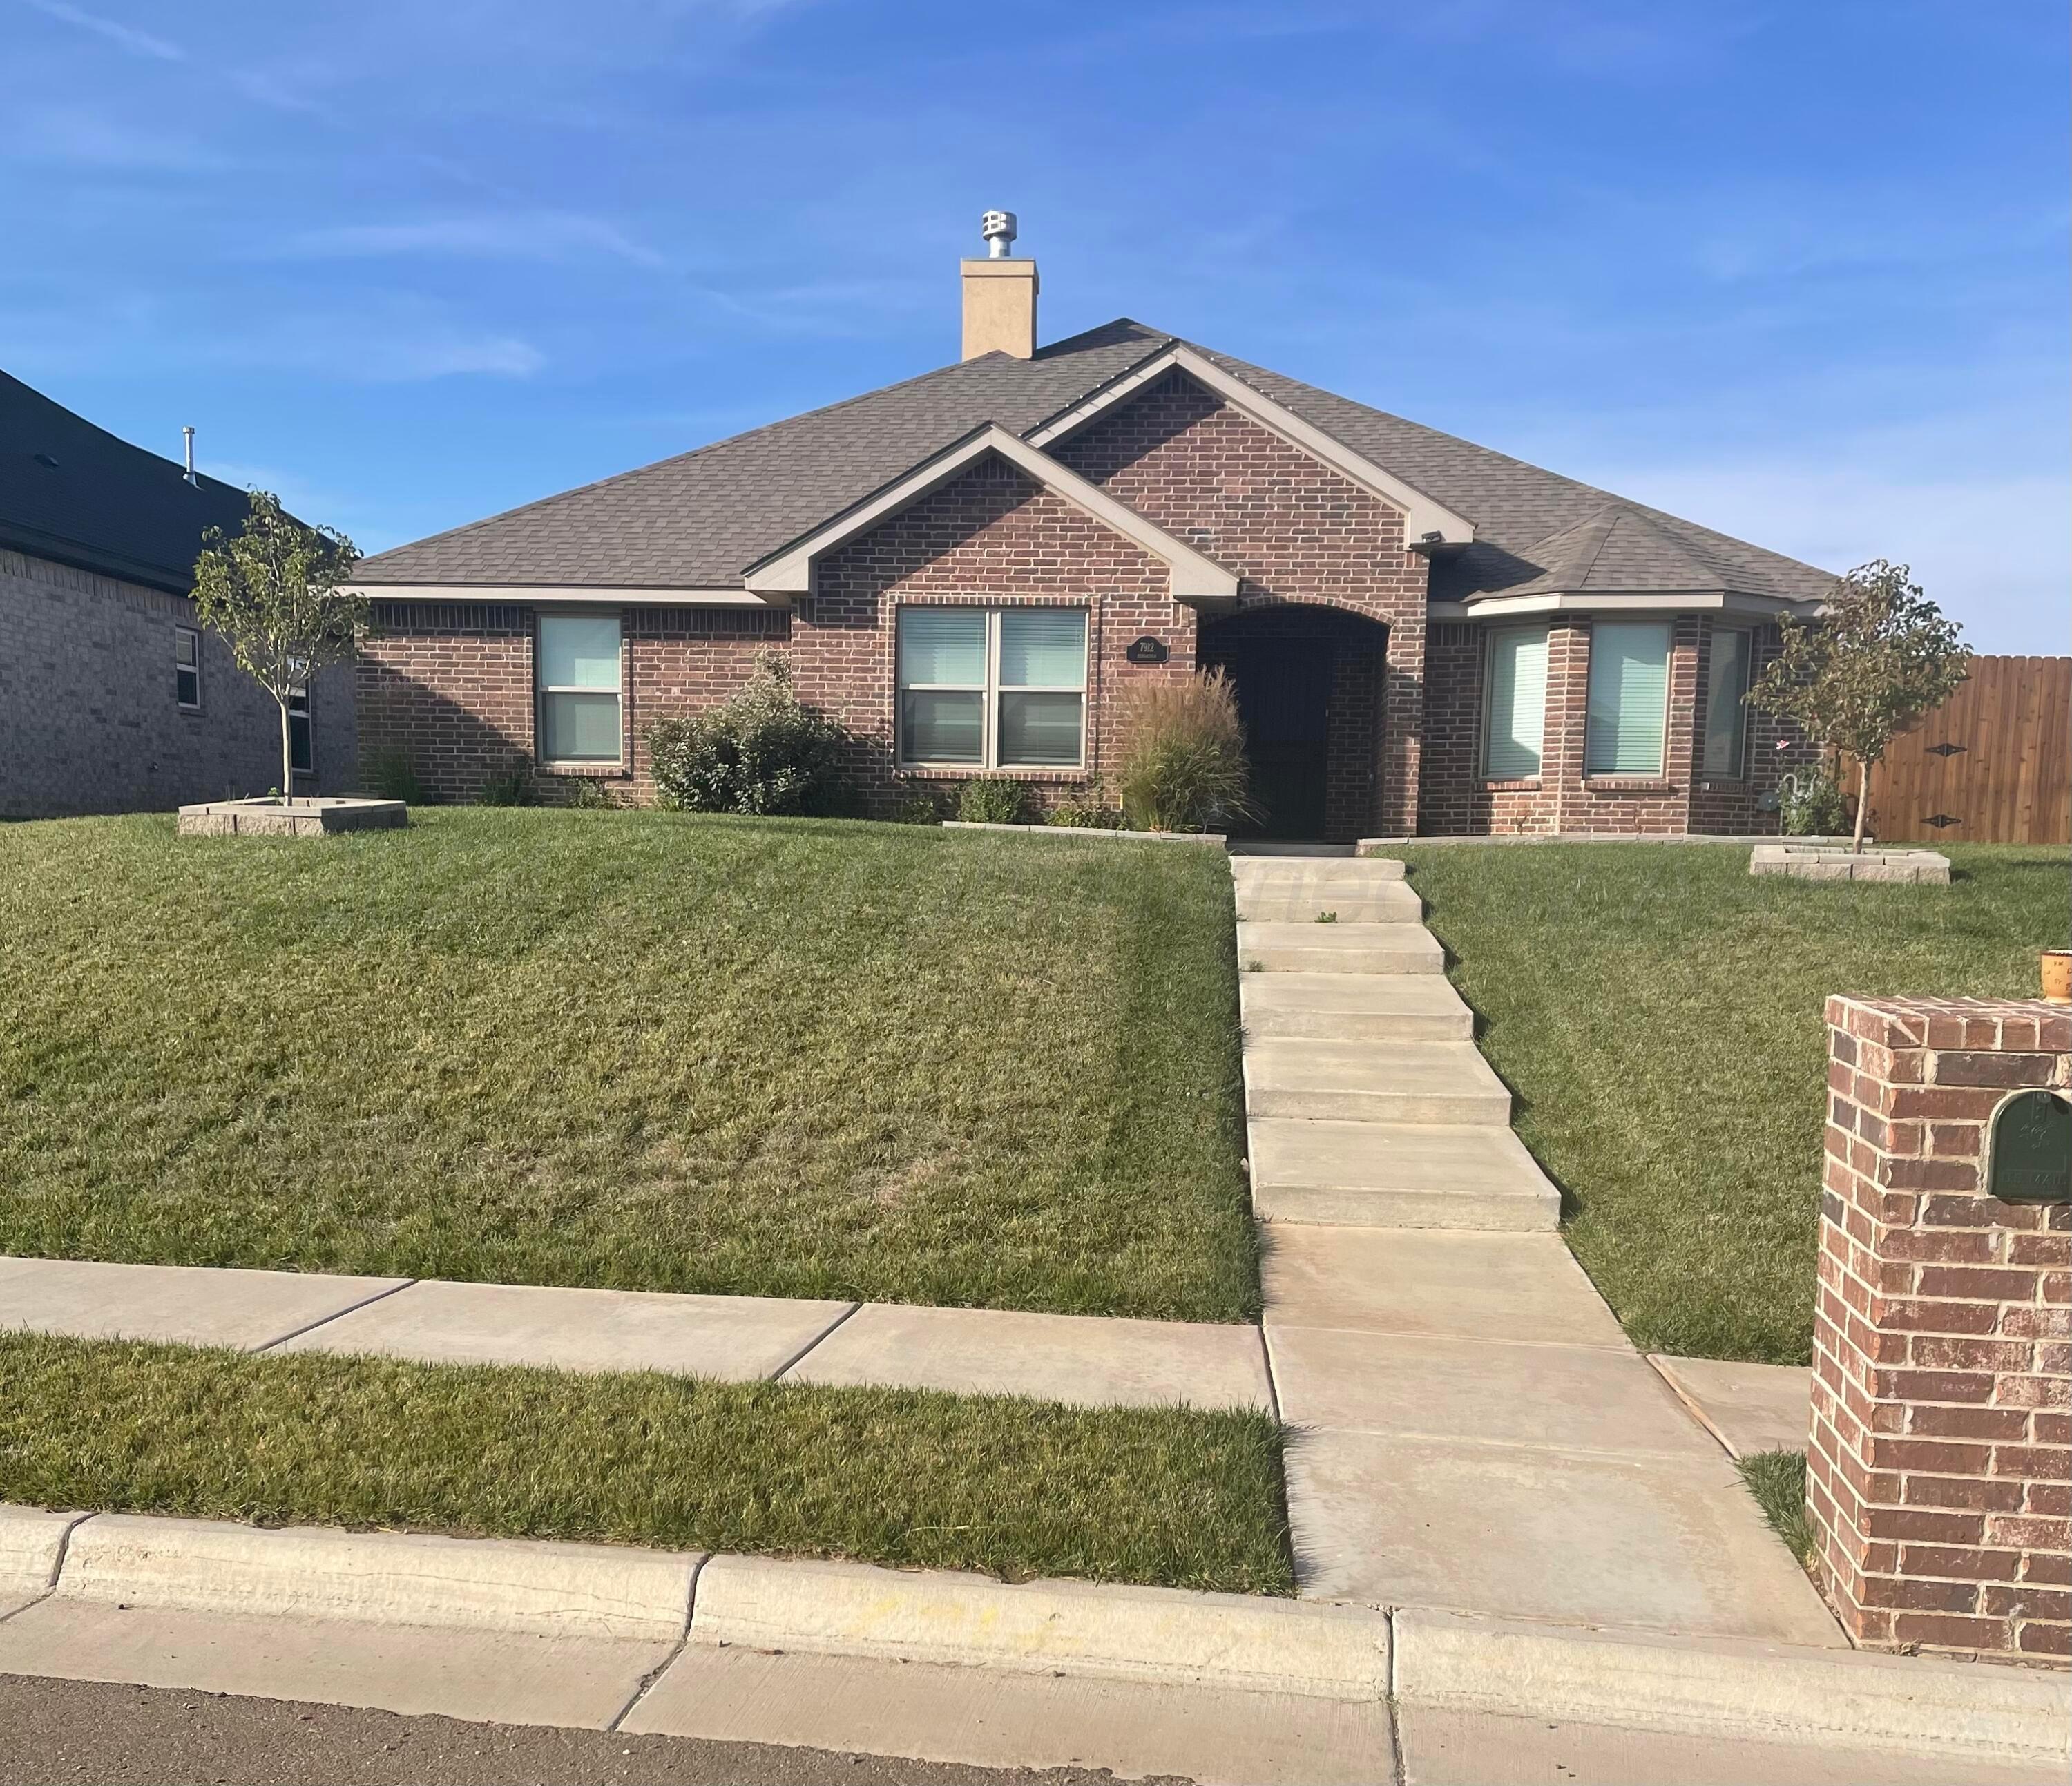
xmin=1439 ymin=588 xmax=1821 ymax=620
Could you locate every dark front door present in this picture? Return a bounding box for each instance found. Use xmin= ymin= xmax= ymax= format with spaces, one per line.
xmin=1224 ymin=644 xmax=1332 ymax=838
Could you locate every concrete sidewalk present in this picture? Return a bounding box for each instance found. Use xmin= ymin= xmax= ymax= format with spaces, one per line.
xmin=0 ymin=1256 xmax=1270 ymax=1414
xmin=1236 ymin=853 xmax=1840 ymax=1644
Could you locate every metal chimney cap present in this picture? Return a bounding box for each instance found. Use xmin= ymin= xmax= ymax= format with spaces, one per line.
xmin=979 ymin=210 xmax=1017 ymax=258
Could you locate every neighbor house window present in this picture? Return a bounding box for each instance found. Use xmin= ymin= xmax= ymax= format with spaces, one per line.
xmin=174 ymin=627 xmax=201 ymax=710
xmin=288 ymin=682 xmax=314 ymax=776
xmin=1702 ymin=626 xmax=1752 ymax=777
xmin=537 ymin=613 xmax=623 ymax=764
xmin=1584 ymin=620 xmax=1672 ymax=777
xmin=897 ymin=607 xmax=1086 ymax=769
xmin=1481 ymin=626 xmax=1548 ymax=780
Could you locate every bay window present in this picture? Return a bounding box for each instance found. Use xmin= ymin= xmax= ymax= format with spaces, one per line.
xmin=537 ymin=613 xmax=623 ymax=765
xmin=1702 ymin=627 xmax=1752 ymax=777
xmin=1584 ymin=620 xmax=1671 ymax=778
xmin=897 ymin=607 xmax=1086 ymax=770
xmin=1481 ymin=625 xmax=1548 ymax=780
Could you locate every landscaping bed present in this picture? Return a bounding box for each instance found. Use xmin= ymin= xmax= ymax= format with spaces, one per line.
xmin=0 ymin=809 xmax=1252 ymax=1321
xmin=0 ymin=1332 xmax=1293 ymax=1593
xmin=1397 ymin=842 xmax=2065 ymax=1365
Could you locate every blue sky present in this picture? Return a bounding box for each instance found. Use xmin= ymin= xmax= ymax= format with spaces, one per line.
xmin=7 ymin=0 xmax=2066 ymax=650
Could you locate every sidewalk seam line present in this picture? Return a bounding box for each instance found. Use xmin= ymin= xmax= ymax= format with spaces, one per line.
xmin=604 ymin=1552 xmax=706 ymax=1732
xmin=1287 ymin=1422 xmax=1736 ymax=1466
xmin=767 ymin=1301 xmax=863 ymax=1381
xmin=0 ymin=1511 xmax=96 ymax=1629
xmin=247 ymin=1278 xmax=421 ymax=1353
xmin=1261 ymin=1319 xmax=1631 ymax=1354
xmin=1256 ymin=1321 xmax=1285 ymax=1427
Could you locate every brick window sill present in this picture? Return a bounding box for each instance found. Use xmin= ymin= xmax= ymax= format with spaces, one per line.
xmin=895 ymin=767 xmax=1091 ymax=784
xmin=1583 ymin=777 xmax=1675 ymax=794
xmin=538 ymin=762 xmax=630 ymax=779
xmin=1479 ymin=778 xmax=1542 ymax=793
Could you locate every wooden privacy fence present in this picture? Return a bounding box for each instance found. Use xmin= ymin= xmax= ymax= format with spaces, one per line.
xmin=1853 ymin=655 xmax=2070 ymax=845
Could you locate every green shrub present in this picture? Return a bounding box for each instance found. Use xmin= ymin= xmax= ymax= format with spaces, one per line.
xmin=1048 ymin=780 xmax=1127 ymax=829
xmin=956 ymin=776 xmax=1031 ymax=825
xmin=478 ymin=754 xmax=537 ymax=807
xmin=565 ymin=778 xmax=619 ymax=811
xmin=1778 ymin=768 xmax=1849 ymax=837
xmin=361 ymin=748 xmax=428 ymax=805
xmin=888 ymin=788 xmax=949 ymax=825
xmin=1116 ymin=671 xmax=1257 ymax=834
xmin=645 ymin=655 xmax=851 ymax=816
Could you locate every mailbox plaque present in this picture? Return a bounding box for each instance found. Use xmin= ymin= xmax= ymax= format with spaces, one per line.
xmin=1124 ymin=636 xmax=1170 ymax=665
xmin=1986 ymin=1088 xmax=2071 ymax=1205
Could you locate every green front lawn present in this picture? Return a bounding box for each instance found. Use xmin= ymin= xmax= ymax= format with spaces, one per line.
xmin=1399 ymin=843 xmax=2064 ymax=1365
xmin=0 ymin=810 xmax=1253 ymax=1321
xmin=0 ymin=1333 xmax=1293 ymax=1593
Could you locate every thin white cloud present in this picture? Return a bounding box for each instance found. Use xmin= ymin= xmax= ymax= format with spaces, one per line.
xmin=269 ymin=214 xmax=666 ymax=269
xmin=12 ymin=103 xmax=230 ymax=171
xmin=25 ymin=0 xmax=184 ymax=61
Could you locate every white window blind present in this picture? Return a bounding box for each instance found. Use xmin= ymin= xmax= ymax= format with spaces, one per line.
xmin=1585 ymin=621 xmax=1672 ymax=777
xmin=1482 ymin=626 xmax=1548 ymax=780
xmin=538 ymin=613 xmax=622 ymax=763
xmin=1702 ymin=628 xmax=1752 ymax=777
xmin=897 ymin=608 xmax=1087 ymax=770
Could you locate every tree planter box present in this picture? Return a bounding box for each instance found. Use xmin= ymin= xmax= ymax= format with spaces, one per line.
xmin=1749 ymin=844 xmax=1949 ymax=884
xmin=941 ymin=821 xmax=1227 ymax=848
xmin=178 ymin=798 xmax=409 ymax=838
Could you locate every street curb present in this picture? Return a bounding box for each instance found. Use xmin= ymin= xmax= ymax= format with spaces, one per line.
xmin=57 ymin=1513 xmax=698 ymax=1644
xmin=688 ymin=1554 xmax=1388 ymax=1699
xmin=0 ymin=1505 xmax=81 ymax=1615
xmin=1392 ymin=1607 xmax=2071 ymax=1765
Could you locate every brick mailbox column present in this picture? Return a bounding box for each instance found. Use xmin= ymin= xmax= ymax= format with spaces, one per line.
xmin=1807 ymin=995 xmax=2070 ymax=1663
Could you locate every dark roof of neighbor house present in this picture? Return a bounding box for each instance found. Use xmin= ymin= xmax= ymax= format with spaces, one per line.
xmin=355 ymin=319 xmax=1836 ymax=606
xmin=1 ymin=370 xmax=251 ymax=594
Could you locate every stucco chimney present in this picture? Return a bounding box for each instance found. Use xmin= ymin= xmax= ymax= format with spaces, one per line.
xmin=961 ymin=210 xmax=1037 ymax=360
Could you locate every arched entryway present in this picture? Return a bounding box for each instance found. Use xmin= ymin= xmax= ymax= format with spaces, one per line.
xmin=1200 ymin=604 xmax=1390 ymax=842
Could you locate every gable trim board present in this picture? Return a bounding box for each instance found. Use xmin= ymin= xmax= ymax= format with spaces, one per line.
xmin=341 ymin=583 xmax=778 ymax=608
xmin=1433 ymin=591 xmax=1814 ymax=621
xmin=742 ymin=424 xmax=1241 ymax=606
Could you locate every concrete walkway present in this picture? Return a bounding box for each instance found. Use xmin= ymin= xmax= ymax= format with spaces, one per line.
xmin=0 ymin=1256 xmax=1269 ymax=1414
xmin=1235 ymin=852 xmax=1842 ymax=1644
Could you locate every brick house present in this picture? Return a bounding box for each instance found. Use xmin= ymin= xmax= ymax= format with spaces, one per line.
xmin=1 ymin=372 xmax=355 ymax=819
xmin=351 ymin=224 xmax=1830 ymax=839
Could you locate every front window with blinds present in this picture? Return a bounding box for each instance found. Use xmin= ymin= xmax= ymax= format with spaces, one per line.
xmin=898 ymin=608 xmax=1087 ymax=770
xmin=1584 ymin=620 xmax=1673 ymax=777
xmin=1481 ymin=626 xmax=1548 ymax=780
xmin=1702 ymin=627 xmax=1752 ymax=777
xmin=537 ymin=613 xmax=623 ymax=764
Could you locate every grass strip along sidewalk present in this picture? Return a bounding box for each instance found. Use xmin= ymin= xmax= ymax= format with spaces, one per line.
xmin=1398 ymin=841 xmax=2063 ymax=1365
xmin=0 ymin=809 xmax=1253 ymax=1322
xmin=0 ymin=1332 xmax=1294 ymax=1595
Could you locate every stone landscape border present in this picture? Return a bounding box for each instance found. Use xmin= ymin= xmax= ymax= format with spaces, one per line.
xmin=176 ymin=797 xmax=407 ymax=838
xmin=1749 ymin=843 xmax=1952 ymax=883
xmin=1 ymin=1506 xmax=2062 ymax=1765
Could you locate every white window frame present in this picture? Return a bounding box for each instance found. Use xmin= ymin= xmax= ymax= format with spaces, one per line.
xmin=1702 ymin=626 xmax=1753 ymax=779
xmin=535 ymin=610 xmax=625 ymax=768
xmin=1583 ymin=619 xmax=1674 ymax=779
xmin=287 ymin=680 xmax=314 ymax=777
xmin=1479 ymin=624 xmax=1549 ymax=782
xmin=896 ymin=606 xmax=1088 ymax=772
xmin=174 ymin=626 xmax=202 ymax=711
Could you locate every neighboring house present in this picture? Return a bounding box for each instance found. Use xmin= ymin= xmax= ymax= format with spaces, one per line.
xmin=352 ymin=222 xmax=1828 ymax=839
xmin=1 ymin=372 xmax=354 ymax=820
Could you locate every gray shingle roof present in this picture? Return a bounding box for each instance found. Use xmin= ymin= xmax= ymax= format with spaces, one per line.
xmin=355 ymin=319 xmax=1834 ymax=606
xmin=1 ymin=370 xmax=251 ymax=593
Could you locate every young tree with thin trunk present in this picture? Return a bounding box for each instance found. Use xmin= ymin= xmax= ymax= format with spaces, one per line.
xmin=1749 ymin=560 xmax=1968 ymax=852
xmin=191 ymin=491 xmax=366 ymax=805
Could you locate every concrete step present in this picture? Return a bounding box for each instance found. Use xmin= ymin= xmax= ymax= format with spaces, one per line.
xmin=1231 ymin=856 xmax=1406 ymax=882
xmin=1238 ymin=922 xmax=1444 ymax=976
xmin=1240 ymin=974 xmax=1473 ymax=1042
xmin=1243 ymin=1039 xmax=1512 ymax=1124
xmin=1235 ymin=885 xmax=1424 ymax=924
xmin=1247 ymin=1119 xmax=1559 ymax=1229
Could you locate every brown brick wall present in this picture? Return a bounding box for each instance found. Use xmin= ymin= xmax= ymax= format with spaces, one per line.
xmin=1807 ymin=995 xmax=2071 ymax=1664
xmin=357 ymin=603 xmax=535 ymax=803
xmin=798 ymin=453 xmax=1180 ymax=815
xmin=1 ymin=547 xmax=354 ymax=817
xmin=1054 ymin=370 xmax=1429 ymax=834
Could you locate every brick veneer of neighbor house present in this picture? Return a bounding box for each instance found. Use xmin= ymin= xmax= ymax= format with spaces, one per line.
xmin=1807 ymin=995 xmax=2071 ymax=1664
xmin=1419 ymin=615 xmax=1812 ymax=835
xmin=1 ymin=547 xmax=354 ymax=818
